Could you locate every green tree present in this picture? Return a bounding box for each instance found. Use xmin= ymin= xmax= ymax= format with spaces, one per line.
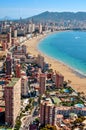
xmin=40 ymin=124 xmax=57 ymax=130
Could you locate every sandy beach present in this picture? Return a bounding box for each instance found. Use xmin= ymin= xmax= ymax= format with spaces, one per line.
xmin=24 ymin=34 xmax=86 ymax=94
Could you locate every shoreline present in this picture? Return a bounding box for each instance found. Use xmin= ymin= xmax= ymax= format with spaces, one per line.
xmin=37 ymin=45 xmax=86 ymax=79
xmin=24 ymin=32 xmax=86 ymax=93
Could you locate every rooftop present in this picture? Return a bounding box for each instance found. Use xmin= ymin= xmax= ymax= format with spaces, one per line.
xmin=7 ymin=78 xmax=20 ymax=87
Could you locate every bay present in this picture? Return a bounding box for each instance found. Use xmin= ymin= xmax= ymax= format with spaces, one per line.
xmin=38 ymin=31 xmax=86 ymax=76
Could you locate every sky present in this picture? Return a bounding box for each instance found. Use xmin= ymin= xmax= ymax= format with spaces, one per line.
xmin=0 ymin=0 xmax=86 ymax=19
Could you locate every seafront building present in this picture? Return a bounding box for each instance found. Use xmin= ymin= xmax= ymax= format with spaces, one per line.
xmin=4 ymin=78 xmax=21 ymax=126
xmin=28 ymin=22 xmax=35 ymax=33
xmin=52 ymin=72 xmax=64 ymax=88
xmin=39 ymin=23 xmax=43 ymax=33
xmin=37 ymin=54 xmax=45 ymax=70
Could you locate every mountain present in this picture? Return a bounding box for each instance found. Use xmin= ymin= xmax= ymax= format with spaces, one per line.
xmin=24 ymin=11 xmax=86 ymax=23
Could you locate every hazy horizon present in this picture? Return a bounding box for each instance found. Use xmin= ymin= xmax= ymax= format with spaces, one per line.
xmin=0 ymin=0 xmax=86 ymax=19
xmin=1 ymin=11 xmax=86 ymax=20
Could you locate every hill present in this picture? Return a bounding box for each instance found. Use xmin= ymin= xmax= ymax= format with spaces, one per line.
xmin=25 ymin=11 xmax=86 ymax=23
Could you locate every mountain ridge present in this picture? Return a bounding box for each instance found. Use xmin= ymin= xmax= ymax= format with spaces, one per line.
xmin=24 ymin=11 xmax=86 ymax=23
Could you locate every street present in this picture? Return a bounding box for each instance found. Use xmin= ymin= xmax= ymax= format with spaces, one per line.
xmin=21 ymin=106 xmax=39 ymax=130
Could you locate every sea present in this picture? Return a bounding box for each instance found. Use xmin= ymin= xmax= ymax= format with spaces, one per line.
xmin=38 ymin=31 xmax=86 ymax=77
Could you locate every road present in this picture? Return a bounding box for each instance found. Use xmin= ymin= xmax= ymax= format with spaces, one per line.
xmin=20 ymin=106 xmax=39 ymax=130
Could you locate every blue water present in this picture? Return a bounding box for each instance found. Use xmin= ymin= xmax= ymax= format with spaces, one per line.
xmin=38 ymin=31 xmax=86 ymax=76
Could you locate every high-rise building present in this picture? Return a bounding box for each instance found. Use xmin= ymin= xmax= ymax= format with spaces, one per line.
xmin=28 ymin=23 xmax=35 ymax=33
xmin=15 ymin=63 xmax=21 ymax=78
xmin=40 ymin=99 xmax=57 ymax=126
xmin=39 ymin=23 xmax=42 ymax=33
xmin=11 ymin=38 xmax=15 ymax=46
xmin=5 ymin=78 xmax=21 ymax=126
xmin=39 ymin=73 xmax=46 ymax=95
xmin=52 ymin=72 xmax=64 ymax=88
xmin=37 ymin=54 xmax=45 ymax=70
xmin=14 ymin=30 xmax=17 ymax=38
xmin=32 ymin=23 xmax=35 ymax=32
xmin=7 ymin=27 xmax=12 ymax=48
xmin=21 ymin=76 xmax=28 ymax=96
xmin=6 ymin=53 xmax=12 ymax=76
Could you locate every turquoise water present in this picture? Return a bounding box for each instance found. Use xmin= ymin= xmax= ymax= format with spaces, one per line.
xmin=38 ymin=31 xmax=86 ymax=76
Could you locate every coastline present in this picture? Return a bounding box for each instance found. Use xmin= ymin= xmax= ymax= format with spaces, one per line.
xmin=24 ymin=32 xmax=86 ymax=94
xmin=37 ymin=48 xmax=86 ymax=79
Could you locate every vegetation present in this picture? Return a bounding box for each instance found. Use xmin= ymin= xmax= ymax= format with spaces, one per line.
xmin=35 ymin=118 xmax=40 ymax=125
xmin=74 ymin=116 xmax=85 ymax=124
xmin=71 ymin=116 xmax=85 ymax=129
xmin=40 ymin=124 xmax=57 ymax=130
xmin=25 ymin=11 xmax=86 ymax=23
xmin=61 ymin=98 xmax=84 ymax=107
xmin=0 ymin=126 xmax=12 ymax=130
xmin=21 ymin=63 xmax=26 ymax=70
xmin=61 ymin=101 xmax=72 ymax=106
xmin=14 ymin=116 xmax=21 ymax=130
xmin=24 ymin=98 xmax=34 ymax=111
xmin=47 ymin=69 xmax=53 ymax=73
xmin=14 ymin=112 xmax=25 ymax=130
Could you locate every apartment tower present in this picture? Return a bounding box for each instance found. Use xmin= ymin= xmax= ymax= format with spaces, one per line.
xmin=5 ymin=78 xmax=21 ymax=126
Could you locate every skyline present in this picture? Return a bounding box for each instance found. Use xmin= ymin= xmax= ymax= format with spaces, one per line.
xmin=0 ymin=0 xmax=86 ymax=19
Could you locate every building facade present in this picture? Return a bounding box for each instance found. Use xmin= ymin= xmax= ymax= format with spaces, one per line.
xmin=39 ymin=74 xmax=46 ymax=95
xmin=6 ymin=53 xmax=12 ymax=76
xmin=21 ymin=76 xmax=28 ymax=96
xmin=15 ymin=63 xmax=21 ymax=78
xmin=37 ymin=54 xmax=45 ymax=70
xmin=5 ymin=78 xmax=21 ymax=126
xmin=40 ymin=100 xmax=57 ymax=126
xmin=52 ymin=72 xmax=64 ymax=88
